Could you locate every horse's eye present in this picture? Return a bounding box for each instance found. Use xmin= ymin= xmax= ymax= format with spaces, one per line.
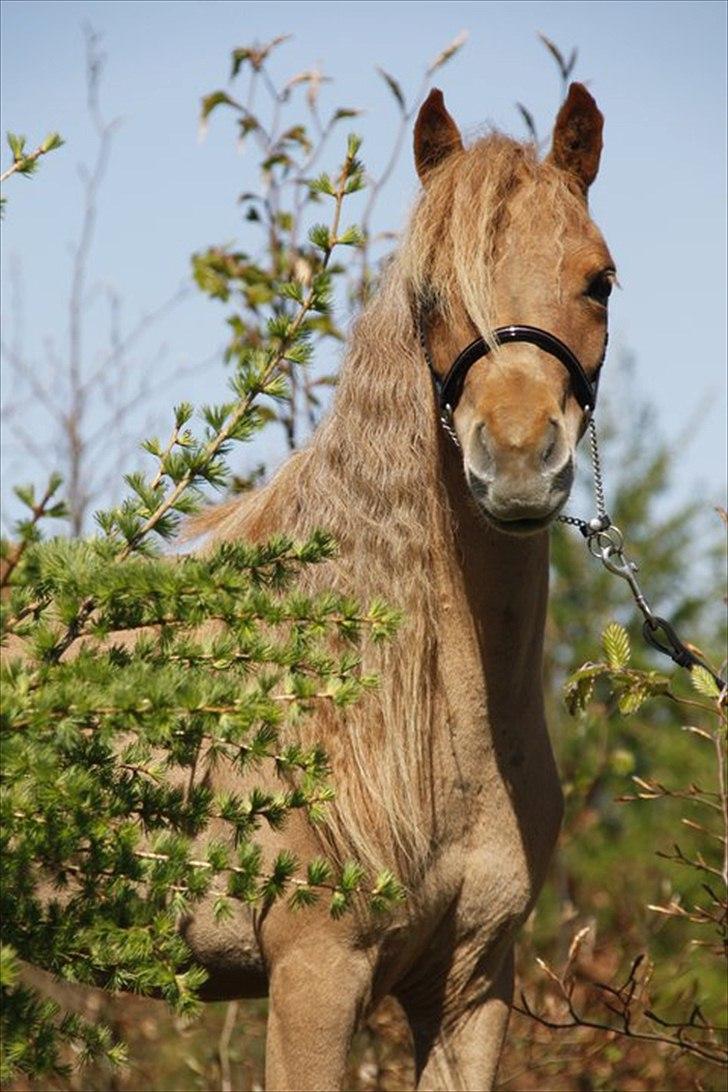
xmin=585 ymin=269 xmax=615 ymax=307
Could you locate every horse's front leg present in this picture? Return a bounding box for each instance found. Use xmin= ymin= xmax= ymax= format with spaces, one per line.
xmin=265 ymin=939 xmax=372 ymax=1091
xmin=405 ymin=946 xmax=514 ymax=1092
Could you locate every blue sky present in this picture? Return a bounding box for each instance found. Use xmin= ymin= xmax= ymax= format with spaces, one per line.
xmin=1 ymin=0 xmax=726 ymax=528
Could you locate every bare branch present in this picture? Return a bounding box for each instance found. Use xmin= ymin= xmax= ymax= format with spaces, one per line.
xmin=516 ymin=969 xmax=728 ymax=1067
xmin=2 ymin=29 xmax=193 ymax=536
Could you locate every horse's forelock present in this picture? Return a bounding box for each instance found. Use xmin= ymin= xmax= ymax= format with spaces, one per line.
xmin=400 ymin=131 xmax=586 ymax=343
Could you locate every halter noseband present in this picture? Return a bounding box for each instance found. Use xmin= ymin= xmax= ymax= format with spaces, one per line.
xmin=423 ymin=323 xmax=604 ymax=428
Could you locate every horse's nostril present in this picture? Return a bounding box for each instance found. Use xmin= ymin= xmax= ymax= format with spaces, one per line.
xmin=466 ymin=469 xmax=490 ymax=504
xmin=473 ymin=425 xmax=494 ymax=475
xmin=542 ymin=439 xmax=557 ymax=465
xmin=542 ymin=420 xmax=564 ymax=468
xmin=540 ymin=420 xmax=559 ymax=466
xmin=551 ymin=456 xmax=574 ymax=494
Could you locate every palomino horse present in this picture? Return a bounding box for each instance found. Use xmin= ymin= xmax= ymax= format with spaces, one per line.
xmin=186 ymin=82 xmax=614 ymax=1090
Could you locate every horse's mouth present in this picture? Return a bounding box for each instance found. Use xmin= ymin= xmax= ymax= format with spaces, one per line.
xmin=482 ymin=510 xmax=556 ymax=536
xmin=466 ymin=471 xmax=564 ymax=535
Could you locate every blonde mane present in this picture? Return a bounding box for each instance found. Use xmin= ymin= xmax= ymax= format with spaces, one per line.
xmin=193 ymin=133 xmax=583 ymax=884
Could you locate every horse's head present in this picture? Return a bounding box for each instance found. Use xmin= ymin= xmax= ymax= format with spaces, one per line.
xmin=409 ymin=83 xmax=615 ymax=534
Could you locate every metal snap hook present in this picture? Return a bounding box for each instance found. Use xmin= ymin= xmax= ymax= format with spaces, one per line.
xmin=587 ymin=524 xmax=624 ymax=561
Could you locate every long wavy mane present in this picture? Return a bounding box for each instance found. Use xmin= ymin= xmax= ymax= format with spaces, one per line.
xmin=191 ymin=132 xmax=582 ymax=884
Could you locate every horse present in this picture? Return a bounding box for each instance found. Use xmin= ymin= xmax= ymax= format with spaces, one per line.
xmin=87 ymin=82 xmax=616 ymax=1090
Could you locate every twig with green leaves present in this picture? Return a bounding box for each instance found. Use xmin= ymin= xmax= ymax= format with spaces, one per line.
xmin=518 ymin=620 xmax=728 ymax=1069
xmin=0 ymin=475 xmax=68 ymax=588
xmin=356 ymin=31 xmax=468 ymax=304
xmin=194 ymin=32 xmax=467 ymax=458
xmin=0 ymin=130 xmax=63 ymax=215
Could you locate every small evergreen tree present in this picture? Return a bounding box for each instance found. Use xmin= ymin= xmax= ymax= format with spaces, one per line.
xmin=0 ymin=134 xmax=402 ymax=1082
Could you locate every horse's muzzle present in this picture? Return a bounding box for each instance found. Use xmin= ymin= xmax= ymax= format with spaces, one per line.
xmin=466 ymin=457 xmax=573 ymax=535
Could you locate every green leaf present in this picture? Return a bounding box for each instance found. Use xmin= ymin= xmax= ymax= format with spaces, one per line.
xmin=7 ymin=132 xmax=25 ymax=159
xmin=230 ymin=47 xmax=253 ymax=79
xmin=279 ymin=281 xmax=304 ymax=303
xmin=309 ymin=172 xmax=335 ymax=197
xmin=47 ymin=471 xmax=63 ymax=496
xmin=617 ymin=684 xmax=649 ymax=716
xmin=369 ymin=869 xmax=405 ymax=914
xmin=13 ymin=483 xmax=35 ymax=509
xmin=308 ymin=223 xmax=331 ymax=251
xmin=40 ymin=132 xmax=63 ymax=153
xmin=538 ymin=33 xmax=572 ymax=80
xmin=516 ymin=102 xmax=538 ymax=143
xmin=340 ymin=860 xmax=365 ymax=892
xmin=427 ymin=30 xmax=469 ymax=74
xmin=602 ymin=622 xmax=631 ymax=670
xmin=306 ymin=857 xmax=333 ymax=887
xmin=691 ymin=664 xmax=721 ymax=699
xmin=376 ymin=69 xmax=405 ymax=112
xmin=332 ymin=108 xmax=361 ymax=122
xmin=288 ymin=884 xmax=319 ymax=910
xmin=344 ymin=173 xmax=365 ymax=195
xmin=329 ymin=890 xmax=348 ymax=918
xmin=174 ymin=403 xmax=194 ymax=428
xmin=199 ymin=91 xmax=239 ymax=126
xmin=346 ymin=133 xmax=362 ymax=159
xmin=336 ymin=225 xmax=364 ymax=247
xmin=564 ymin=672 xmax=596 ymax=715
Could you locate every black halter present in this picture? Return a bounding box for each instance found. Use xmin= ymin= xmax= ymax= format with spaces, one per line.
xmin=426 ymin=324 xmax=604 ymax=423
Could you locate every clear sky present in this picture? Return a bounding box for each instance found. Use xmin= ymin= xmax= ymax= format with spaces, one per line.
xmin=1 ymin=0 xmax=726 ymax=527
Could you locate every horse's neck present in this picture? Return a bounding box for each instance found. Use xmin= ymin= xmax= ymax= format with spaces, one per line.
xmin=422 ymin=289 xmax=550 ymax=705
xmin=411 ymin=437 xmax=553 ymax=876
xmin=435 ymin=439 xmax=549 ymax=748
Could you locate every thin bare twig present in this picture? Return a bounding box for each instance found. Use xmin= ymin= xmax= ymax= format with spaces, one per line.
xmin=218 ymin=1000 xmax=239 ymax=1092
xmin=1 ymin=29 xmax=193 ymax=536
xmin=515 ymin=980 xmax=727 ymax=1067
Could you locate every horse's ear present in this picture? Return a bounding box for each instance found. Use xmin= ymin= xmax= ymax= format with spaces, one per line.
xmin=414 ymin=88 xmax=463 ymax=182
xmin=548 ymin=82 xmax=603 ymax=193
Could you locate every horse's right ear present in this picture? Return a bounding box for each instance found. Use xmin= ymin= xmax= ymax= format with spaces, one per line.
xmin=414 ymin=89 xmax=463 ymax=182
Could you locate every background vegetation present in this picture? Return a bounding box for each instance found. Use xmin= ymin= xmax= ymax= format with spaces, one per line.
xmin=1 ymin=29 xmax=726 ymax=1092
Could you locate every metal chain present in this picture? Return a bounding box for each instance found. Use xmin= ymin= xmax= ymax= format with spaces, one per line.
xmin=556 ymin=417 xmax=610 ymax=535
xmin=439 ymin=407 xmax=461 ymax=449
xmin=557 ymin=419 xmax=726 ymax=691
xmin=587 ymin=416 xmax=607 ymax=522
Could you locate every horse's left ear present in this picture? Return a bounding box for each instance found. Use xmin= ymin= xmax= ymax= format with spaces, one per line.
xmin=414 ymin=88 xmax=464 ymax=182
xmin=548 ymin=82 xmax=603 ymax=193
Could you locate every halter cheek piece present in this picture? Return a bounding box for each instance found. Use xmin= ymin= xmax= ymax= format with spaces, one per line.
xmin=424 ymin=323 xmax=605 ymax=429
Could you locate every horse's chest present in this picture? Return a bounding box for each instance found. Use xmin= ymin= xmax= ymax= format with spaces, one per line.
xmin=439 ymin=805 xmax=536 ymax=942
xmin=435 ymin=706 xmax=563 ymax=935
